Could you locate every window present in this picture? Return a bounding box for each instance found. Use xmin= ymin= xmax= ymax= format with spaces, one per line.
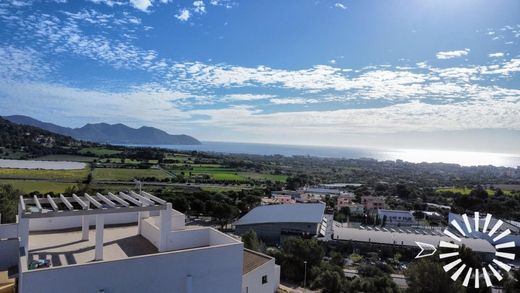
xmin=262 ymin=275 xmax=268 ymax=284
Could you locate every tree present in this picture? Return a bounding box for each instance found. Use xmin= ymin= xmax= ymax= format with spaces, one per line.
xmin=211 ymin=202 xmax=239 ymax=229
xmin=311 ymin=262 xmax=349 ymax=293
xmin=241 ymin=230 xmax=265 ymax=252
xmin=276 ymin=237 xmax=324 ymax=282
xmin=405 ymin=258 xmax=464 ymax=293
xmin=0 ymin=184 xmax=20 ymax=223
xmin=351 ymin=265 xmax=399 ymax=293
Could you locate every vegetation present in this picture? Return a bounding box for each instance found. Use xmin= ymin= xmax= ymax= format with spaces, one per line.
xmin=92 ymin=168 xmax=171 ymax=181
xmin=242 ymin=230 xmax=266 ymax=252
xmin=0 ymin=168 xmax=89 ymax=181
xmin=0 ymin=117 xmax=91 ymax=159
xmin=78 ymin=147 xmax=122 ymax=156
xmin=0 ymin=184 xmax=19 ymax=223
xmin=270 ymin=237 xmax=324 ymax=283
xmin=0 ymin=180 xmax=77 ymax=194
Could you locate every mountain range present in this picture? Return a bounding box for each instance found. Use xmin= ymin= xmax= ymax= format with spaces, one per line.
xmin=4 ymin=115 xmax=201 ymax=145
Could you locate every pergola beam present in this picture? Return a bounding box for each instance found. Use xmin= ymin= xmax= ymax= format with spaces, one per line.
xmin=84 ymin=193 xmax=103 ymax=209
xmin=96 ymin=193 xmax=116 ymax=208
xmin=108 ymin=192 xmax=129 ymax=207
xmin=141 ymin=191 xmax=166 ymax=205
xmin=73 ymin=194 xmax=89 ymax=210
xmin=47 ymin=195 xmax=59 ymax=211
xmin=19 ymin=196 xmax=26 ymax=212
xmin=130 ymin=191 xmax=154 ymax=206
xmin=119 ymin=192 xmax=143 ymax=207
xmin=20 ymin=191 xmax=168 ymax=219
xmin=33 ymin=195 xmax=42 ymax=211
xmin=60 ymin=194 xmax=74 ymax=210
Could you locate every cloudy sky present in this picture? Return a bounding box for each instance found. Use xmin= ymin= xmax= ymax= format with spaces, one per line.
xmin=0 ymin=0 xmax=519 ymax=152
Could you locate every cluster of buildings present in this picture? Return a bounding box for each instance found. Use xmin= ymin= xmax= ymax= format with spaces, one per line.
xmin=0 ymin=191 xmax=280 ymax=293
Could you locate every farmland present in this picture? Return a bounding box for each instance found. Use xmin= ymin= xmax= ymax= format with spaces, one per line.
xmin=92 ymin=168 xmax=171 ymax=181
xmin=0 ymin=180 xmax=77 ymax=194
xmin=436 ymin=187 xmax=512 ymax=196
xmin=79 ymin=147 xmax=122 ymax=156
xmin=0 ymin=168 xmax=89 ymax=181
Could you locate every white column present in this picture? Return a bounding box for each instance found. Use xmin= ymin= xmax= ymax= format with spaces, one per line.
xmin=95 ymin=214 xmax=104 ymax=261
xmin=137 ymin=212 xmax=143 ymax=234
xmin=159 ymin=203 xmax=172 ymax=252
xmin=19 ymin=217 xmax=30 ymax=257
xmin=82 ymin=215 xmax=89 ymax=240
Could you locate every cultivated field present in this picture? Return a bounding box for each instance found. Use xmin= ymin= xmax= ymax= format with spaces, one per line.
xmin=0 ymin=180 xmax=76 ymax=194
xmin=93 ymin=168 xmax=171 ymax=181
xmin=0 ymin=168 xmax=89 ymax=181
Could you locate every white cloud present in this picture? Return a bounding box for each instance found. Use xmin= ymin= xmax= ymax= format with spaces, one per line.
xmin=269 ymin=98 xmax=319 ymax=105
xmin=0 ymin=80 xmax=193 ymax=125
xmin=0 ymin=46 xmax=52 ymax=80
xmin=193 ymin=1 xmax=206 ymax=14
xmin=334 ymin=3 xmax=346 ymax=10
xmin=130 ymin=0 xmax=152 ymax=12
xmin=489 ymin=52 xmax=504 ymax=58
xmin=329 ymin=59 xmax=336 ymax=64
xmin=436 ymin=48 xmax=470 ymax=60
xmin=175 ymin=9 xmax=191 ymax=21
xmin=224 ymin=94 xmax=275 ymax=101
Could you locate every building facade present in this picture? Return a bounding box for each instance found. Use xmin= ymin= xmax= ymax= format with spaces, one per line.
xmin=378 ymin=209 xmax=416 ymax=226
xmin=361 ymin=196 xmax=386 ymax=210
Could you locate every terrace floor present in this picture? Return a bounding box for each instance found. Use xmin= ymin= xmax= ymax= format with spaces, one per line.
xmin=28 ymin=224 xmax=157 ymax=268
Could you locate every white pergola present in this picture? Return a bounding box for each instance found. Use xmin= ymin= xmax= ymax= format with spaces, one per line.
xmin=18 ymin=191 xmax=172 ymax=261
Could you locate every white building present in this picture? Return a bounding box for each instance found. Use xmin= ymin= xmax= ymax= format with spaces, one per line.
xmin=377 ymin=209 xmax=416 ymax=226
xmin=0 ymin=191 xmax=279 ymax=293
xmin=242 ymin=249 xmax=280 ymax=293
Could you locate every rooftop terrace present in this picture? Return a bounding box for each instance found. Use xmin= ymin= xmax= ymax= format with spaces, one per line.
xmin=28 ymin=224 xmax=157 ymax=268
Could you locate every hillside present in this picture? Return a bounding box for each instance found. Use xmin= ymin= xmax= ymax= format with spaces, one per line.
xmin=4 ymin=115 xmax=201 ymax=145
xmin=0 ymin=117 xmax=87 ymax=159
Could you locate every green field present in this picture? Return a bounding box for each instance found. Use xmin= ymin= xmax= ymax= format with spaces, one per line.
xmin=0 ymin=180 xmax=76 ymax=194
xmin=189 ymin=166 xmax=247 ymax=182
xmin=0 ymin=168 xmax=89 ymax=181
xmin=35 ymin=154 xmax=97 ymax=162
xmin=93 ymin=168 xmax=171 ymax=181
xmin=437 ymin=187 xmax=512 ymax=196
xmin=238 ymin=172 xmax=288 ymax=182
xmin=79 ymin=147 xmax=122 ymax=156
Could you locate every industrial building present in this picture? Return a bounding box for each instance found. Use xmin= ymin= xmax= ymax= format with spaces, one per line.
xmin=234 ymin=203 xmax=327 ymax=244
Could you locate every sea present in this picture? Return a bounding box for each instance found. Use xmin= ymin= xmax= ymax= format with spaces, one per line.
xmin=126 ymin=141 xmax=520 ymax=168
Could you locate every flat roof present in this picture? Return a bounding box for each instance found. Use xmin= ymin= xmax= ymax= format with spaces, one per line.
xmin=242 ymin=249 xmax=272 ymax=275
xmin=235 ymin=203 xmax=325 ymax=226
xmin=28 ymin=224 xmax=157 ymax=268
xmin=334 ymin=227 xmax=495 ymax=253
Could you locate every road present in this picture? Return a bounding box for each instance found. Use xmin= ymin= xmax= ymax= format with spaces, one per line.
xmin=344 ymin=269 xmax=408 ymax=289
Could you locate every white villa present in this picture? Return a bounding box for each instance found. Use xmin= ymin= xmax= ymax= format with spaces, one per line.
xmin=0 ymin=191 xmax=279 ymax=293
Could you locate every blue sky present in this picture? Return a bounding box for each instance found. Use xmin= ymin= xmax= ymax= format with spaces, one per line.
xmin=0 ymin=0 xmax=519 ymax=151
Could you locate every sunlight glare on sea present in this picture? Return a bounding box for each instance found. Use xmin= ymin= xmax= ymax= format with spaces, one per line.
xmin=384 ymin=149 xmax=520 ymax=167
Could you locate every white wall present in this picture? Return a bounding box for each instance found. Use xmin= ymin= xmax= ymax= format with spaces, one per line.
xmin=242 ymin=258 xmax=278 ymax=293
xmin=29 ymin=212 xmax=138 ymax=231
xmin=141 ymin=218 xmax=160 ymax=248
xmin=21 ymin=243 xmax=244 ymax=293
xmin=167 ymin=228 xmax=210 ymax=251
